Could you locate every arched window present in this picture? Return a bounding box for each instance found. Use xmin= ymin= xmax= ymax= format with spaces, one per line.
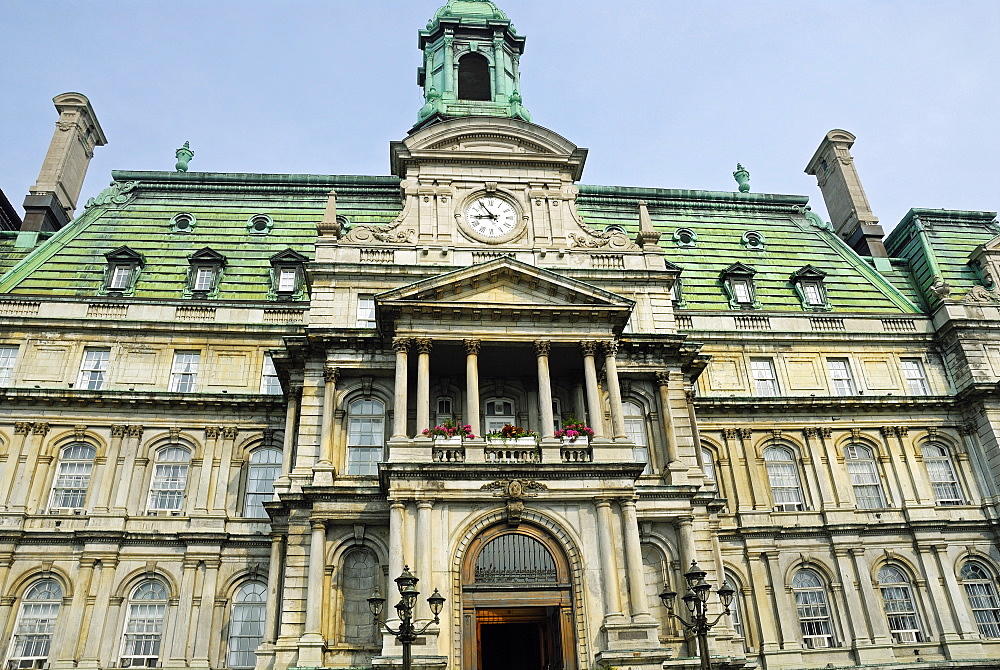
xmin=844 ymin=445 xmax=886 ymax=509
xmin=877 ymin=566 xmax=923 ymax=643
xmin=792 ymin=569 xmax=834 ymax=648
xmin=6 ymin=579 xmax=62 ymax=668
xmin=475 ymin=533 xmax=557 ymax=584
xmin=763 ymin=446 xmax=804 ymax=511
xmin=484 ymin=398 xmax=515 ymax=433
xmin=922 ymin=443 xmax=963 ymax=505
xmin=458 ymin=53 xmax=491 ymax=101
xmin=623 ymin=401 xmax=650 ymax=474
xmin=147 ymin=446 xmax=191 ymax=512
xmin=961 ymin=561 xmax=1000 ymax=637
xmin=227 ymin=582 xmax=267 ymax=669
xmin=120 ymin=579 xmax=168 ymax=667
xmin=49 ymin=443 xmax=96 ymax=510
xmin=724 ymin=574 xmax=744 ymax=639
xmin=245 ymin=448 xmax=282 ymax=518
xmin=341 ymin=548 xmax=379 ymax=646
xmin=346 ymin=399 xmax=385 ymax=476
xmin=700 ymin=446 xmax=717 ymax=482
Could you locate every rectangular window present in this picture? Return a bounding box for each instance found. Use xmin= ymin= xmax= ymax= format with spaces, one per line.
xmin=109 ymin=265 xmax=132 ymax=290
xmin=733 ymin=280 xmax=752 ymax=304
xmin=193 ymin=267 xmax=215 ymax=292
xmin=277 ymin=268 xmax=297 ymax=293
xmin=827 ymin=358 xmax=856 ymax=396
xmin=77 ymin=348 xmax=111 ymax=390
xmin=169 ymin=352 xmax=200 ymax=393
xmin=346 ymin=416 xmax=384 ymax=476
xmin=121 ymin=604 xmax=165 ymax=666
xmin=750 ymin=358 xmax=779 ymax=397
xmin=9 ymin=601 xmax=59 ymax=665
xmin=148 ymin=463 xmax=189 ymax=511
xmin=0 ymin=346 xmax=18 ymax=386
xmin=356 ymin=296 xmax=376 ymax=328
xmin=260 ymin=354 xmax=281 ymax=394
xmin=901 ymin=359 xmax=929 ymax=395
xmin=803 ymin=282 xmax=823 ymax=305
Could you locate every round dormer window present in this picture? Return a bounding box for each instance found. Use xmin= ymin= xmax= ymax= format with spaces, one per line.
xmin=247 ymin=214 xmax=273 ymax=235
xmin=170 ymin=213 xmax=195 ymax=233
xmin=673 ymin=228 xmax=697 ymax=247
xmin=742 ymin=231 xmax=765 ymax=250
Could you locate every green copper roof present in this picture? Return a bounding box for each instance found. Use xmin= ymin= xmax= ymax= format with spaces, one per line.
xmin=576 ymin=185 xmax=921 ymax=314
xmin=0 ymin=172 xmax=402 ymax=300
xmin=430 ymin=0 xmax=509 ymax=27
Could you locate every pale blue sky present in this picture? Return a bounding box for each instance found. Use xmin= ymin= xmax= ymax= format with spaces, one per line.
xmin=3 ymin=1 xmax=998 ymax=231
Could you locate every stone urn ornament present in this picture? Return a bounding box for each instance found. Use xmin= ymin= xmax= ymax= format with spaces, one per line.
xmin=734 ymin=163 xmax=750 ymax=193
xmin=175 ymin=141 xmax=194 ymax=172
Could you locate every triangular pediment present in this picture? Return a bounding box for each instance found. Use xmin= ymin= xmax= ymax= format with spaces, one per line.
xmin=376 ymin=257 xmax=633 ymax=312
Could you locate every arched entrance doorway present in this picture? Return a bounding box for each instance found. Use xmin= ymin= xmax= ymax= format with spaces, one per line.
xmin=461 ymin=524 xmax=577 ymax=670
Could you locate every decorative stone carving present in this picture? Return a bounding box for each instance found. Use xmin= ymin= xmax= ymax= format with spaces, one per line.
xmin=127 ymin=425 xmax=144 ymax=438
xmin=464 ymin=339 xmax=481 ymax=355
xmin=482 ymin=479 xmax=548 ymax=527
xmin=222 ymin=427 xmax=239 ymax=440
xmin=533 ymin=340 xmax=551 ymax=357
xmin=579 ymin=340 xmax=599 ymax=357
xmin=32 ymin=423 xmax=49 ymax=435
xmin=392 ymin=337 xmax=412 ymax=353
xmin=803 ymin=427 xmax=817 ymax=438
xmin=739 ymin=428 xmax=752 ymax=440
xmin=654 ymin=371 xmax=670 ymax=387
xmin=343 ymin=221 xmax=415 ymax=244
xmin=14 ymin=422 xmax=31 ymax=435
xmin=74 ymin=425 xmax=87 ymax=439
xmin=323 ymin=366 xmax=341 ymax=384
xmin=205 ymin=426 xmax=222 ymax=439
xmin=963 ymin=285 xmax=1000 ymax=304
xmin=602 ymin=341 xmax=619 ymax=357
xmin=85 ymin=180 xmax=139 ymax=210
xmin=568 ymin=230 xmax=639 ymax=251
xmin=111 ymin=425 xmax=128 ymax=438
xmin=820 ymin=427 xmax=832 ymax=438
xmin=416 ymin=338 xmax=434 ymax=355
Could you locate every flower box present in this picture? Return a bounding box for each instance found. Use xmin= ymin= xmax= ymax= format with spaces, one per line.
xmin=486 ymin=436 xmax=538 ymax=447
xmin=560 ymin=436 xmax=590 ymax=446
xmin=432 ymin=436 xmax=464 ymax=447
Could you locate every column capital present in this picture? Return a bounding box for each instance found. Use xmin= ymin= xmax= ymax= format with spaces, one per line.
xmin=288 ymin=383 xmax=303 ymax=399
xmin=594 ymin=498 xmax=614 ymax=509
xmin=618 ymin=497 xmax=638 ymax=509
xmin=310 ymin=520 xmax=327 ymax=532
xmin=32 ymin=422 xmax=50 ymax=435
xmin=392 ymin=337 xmax=412 ymax=353
xmin=602 ymin=340 xmax=619 ymax=357
xmin=323 ymin=366 xmax=340 ymax=384
xmin=533 ymin=340 xmax=551 ymax=357
xmin=416 ymin=500 xmax=435 ymax=510
xmin=13 ymin=422 xmax=32 ymax=435
xmin=464 ymin=338 xmax=482 ymax=355
xmin=579 ymin=340 xmax=599 ymax=356
xmin=654 ymin=370 xmax=670 ymax=387
xmin=111 ymin=424 xmax=129 ymax=438
xmin=416 ymin=338 xmax=434 ymax=354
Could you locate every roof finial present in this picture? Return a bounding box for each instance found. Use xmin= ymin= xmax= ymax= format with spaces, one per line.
xmin=733 ymin=163 xmax=750 ymax=193
xmin=175 ymin=141 xmax=194 ymax=173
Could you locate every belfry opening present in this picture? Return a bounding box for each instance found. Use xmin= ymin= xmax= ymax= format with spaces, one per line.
xmin=458 ymin=53 xmax=491 ymax=101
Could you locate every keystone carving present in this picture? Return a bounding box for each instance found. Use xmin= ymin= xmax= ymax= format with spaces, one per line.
xmin=482 ymin=479 xmax=547 ymax=527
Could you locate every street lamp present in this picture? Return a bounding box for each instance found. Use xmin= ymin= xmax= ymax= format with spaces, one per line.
xmin=658 ymin=560 xmax=735 ymax=670
xmin=368 ymin=565 xmax=445 ymax=670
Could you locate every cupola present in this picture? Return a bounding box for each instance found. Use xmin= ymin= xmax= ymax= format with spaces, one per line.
xmin=414 ymin=0 xmax=530 ymax=130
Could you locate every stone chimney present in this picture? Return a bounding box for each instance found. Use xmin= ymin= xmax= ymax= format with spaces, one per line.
xmin=21 ymin=92 xmax=107 ymax=238
xmin=805 ymin=129 xmax=886 ymax=258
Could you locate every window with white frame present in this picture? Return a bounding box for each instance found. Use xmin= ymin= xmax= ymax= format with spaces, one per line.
xmin=435 ymin=396 xmax=453 ymax=425
xmin=109 ymin=265 xmax=133 ymax=290
xmin=900 ymin=359 xmax=930 ymax=395
xmin=120 ymin=580 xmax=168 ymax=667
xmin=552 ymin=398 xmax=563 ymax=433
xmin=721 ymin=263 xmax=758 ymax=309
xmin=169 ymin=351 xmax=200 ymax=392
xmin=724 ymin=575 xmax=744 ymax=638
xmin=186 ymin=248 xmax=225 ymax=297
xmin=346 ymin=399 xmax=385 ymax=476
xmin=484 ymin=398 xmax=516 ymax=433
xmin=227 ymin=582 xmax=267 ymax=669
xmin=104 ymin=246 xmax=144 ymax=295
xmin=0 ymin=346 xmax=18 ymax=386
xmin=260 ymin=353 xmax=281 ymax=394
xmin=878 ymin=566 xmax=923 ymax=643
xmin=922 ymin=443 xmax=963 ymax=505
xmin=962 ymin=562 xmax=1000 ymax=638
xmin=147 ymin=446 xmax=191 ymax=512
xmin=76 ymin=347 xmax=111 ymax=390
xmin=803 ymin=282 xmax=824 ymax=306
xmin=700 ymin=446 xmax=717 ymax=482
xmin=792 ymin=569 xmax=835 ymax=648
xmin=750 ymin=358 xmax=779 ymax=397
xmin=244 ymin=448 xmax=282 ymax=518
xmin=764 ymin=446 xmax=804 ymax=511
xmin=6 ymin=579 xmax=62 ymax=669
xmin=193 ymin=267 xmax=215 ymax=292
xmin=623 ymin=400 xmax=650 ymax=474
xmin=827 ymin=359 xmax=856 ymax=396
xmin=732 ymin=279 xmax=753 ymax=304
xmin=356 ymin=296 xmax=376 ymax=328
xmin=844 ymin=445 xmax=886 ymax=509
xmin=49 ymin=443 xmax=96 ymax=510
xmin=277 ymin=268 xmax=297 ymax=293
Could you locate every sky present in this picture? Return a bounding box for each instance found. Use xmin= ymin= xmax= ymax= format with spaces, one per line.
xmin=3 ymin=1 xmax=999 ymax=233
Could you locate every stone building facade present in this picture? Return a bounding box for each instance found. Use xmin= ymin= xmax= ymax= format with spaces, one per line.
xmin=2 ymin=2 xmax=1000 ymax=670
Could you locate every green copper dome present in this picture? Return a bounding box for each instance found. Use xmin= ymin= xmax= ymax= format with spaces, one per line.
xmin=429 ymin=0 xmax=509 ymax=28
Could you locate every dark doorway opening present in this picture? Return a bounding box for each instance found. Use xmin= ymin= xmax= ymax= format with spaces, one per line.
xmin=477 ymin=607 xmax=562 ymax=670
xmin=458 ymin=53 xmax=492 ymax=101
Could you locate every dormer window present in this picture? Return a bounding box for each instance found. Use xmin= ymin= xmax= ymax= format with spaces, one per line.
xmin=103 ymin=246 xmax=145 ymax=296
xmin=186 ymin=247 xmax=226 ymax=298
xmin=742 ymin=231 xmax=765 ymax=251
xmin=673 ymin=228 xmax=697 ymax=248
xmin=269 ymin=248 xmax=308 ymax=300
xmin=721 ymin=263 xmax=760 ymax=309
xmin=247 ymin=214 xmax=273 ymax=235
xmin=170 ymin=213 xmax=195 ymax=233
xmin=791 ymin=265 xmax=831 ymax=311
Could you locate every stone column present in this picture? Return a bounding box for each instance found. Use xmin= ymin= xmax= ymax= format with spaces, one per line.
xmin=53 ymin=557 xmax=96 ymax=666
xmin=677 ymin=517 xmax=695 ymax=571
xmin=193 ymin=559 xmax=221 ymax=664
xmin=263 ymin=534 xmax=286 ymax=644
xmin=850 ymin=547 xmax=891 ymax=644
xmin=416 ymin=339 xmax=433 ymax=434
xmin=82 ymin=558 xmax=118 ymax=666
xmin=802 ymin=428 xmax=836 ymax=510
xmin=654 ymin=372 xmax=678 ymax=464
xmin=416 ymin=501 xmax=434 ymax=617
xmin=931 ymin=544 xmax=979 ymax=637
xmin=580 ymin=341 xmax=605 ymax=439
xmin=603 ymin=342 xmax=627 ymax=440
xmin=212 ymin=426 xmax=238 ymax=513
xmin=464 ymin=339 xmax=481 ymax=437
xmin=317 ymin=366 xmax=340 ymax=466
xmin=91 ymin=425 xmax=126 ymax=513
xmin=299 ymin=521 xmax=327 ymax=666
xmin=572 ymin=383 xmax=587 ymax=423
xmin=535 ymin=340 xmax=555 ymax=438
xmin=392 ymin=338 xmax=411 ymax=439
xmin=913 ymin=542 xmax=960 ymax=639
xmin=1 ymin=423 xmax=32 ymax=509
xmin=194 ymin=427 xmax=221 ymax=513
xmin=388 ymin=501 xmax=405 ymax=620
xmin=10 ymin=422 xmax=49 ymax=511
xmin=619 ymin=499 xmax=651 ymax=621
xmin=170 ymin=558 xmax=199 ymax=662
xmin=275 ymin=384 xmax=301 ymax=486
xmin=595 ymin=499 xmax=625 ymax=622
xmin=832 ymin=546 xmax=869 ymax=647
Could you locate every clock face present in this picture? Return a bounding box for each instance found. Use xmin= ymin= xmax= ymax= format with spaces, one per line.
xmin=465 ymin=196 xmax=518 ymax=240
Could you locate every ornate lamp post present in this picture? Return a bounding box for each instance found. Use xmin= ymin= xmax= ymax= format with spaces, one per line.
xmin=368 ymin=565 xmax=445 ymax=670
xmin=659 ymin=560 xmax=735 ymax=670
